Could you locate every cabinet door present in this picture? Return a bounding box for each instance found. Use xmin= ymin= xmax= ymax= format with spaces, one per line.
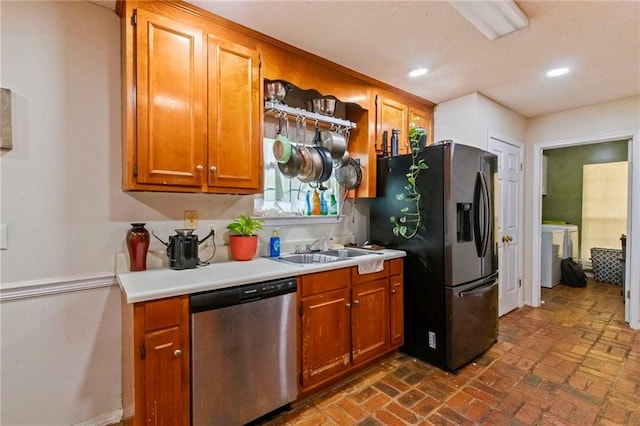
xmin=301 ymin=288 xmax=351 ymax=389
xmin=409 ymin=106 xmax=433 ymax=146
xmin=378 ymin=96 xmax=409 ymax=155
xmin=390 ymin=275 xmax=404 ymax=348
xmin=207 ymin=35 xmax=262 ymax=193
xmin=144 ymin=326 xmax=189 ymax=426
xmin=135 ymin=8 xmax=206 ymax=187
xmin=352 ymin=279 xmax=389 ymax=365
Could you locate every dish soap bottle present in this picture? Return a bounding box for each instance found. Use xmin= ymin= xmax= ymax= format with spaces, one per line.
xmin=312 ymin=189 xmax=321 ymax=215
xmin=305 ymin=190 xmax=312 ymax=216
xmin=320 ymin=190 xmax=328 ymax=215
xmin=269 ymin=229 xmax=280 ymax=257
xmin=328 ymin=190 xmax=338 ymax=215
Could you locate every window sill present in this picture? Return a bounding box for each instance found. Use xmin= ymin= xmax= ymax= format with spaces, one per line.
xmin=253 ymin=215 xmax=344 ymax=226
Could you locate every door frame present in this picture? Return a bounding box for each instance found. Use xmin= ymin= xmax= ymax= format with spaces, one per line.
xmin=488 ymin=132 xmax=525 ymax=313
xmin=530 ymin=130 xmax=639 ymax=329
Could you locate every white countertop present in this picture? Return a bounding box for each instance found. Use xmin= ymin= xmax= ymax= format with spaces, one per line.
xmin=118 ymin=249 xmax=406 ymax=303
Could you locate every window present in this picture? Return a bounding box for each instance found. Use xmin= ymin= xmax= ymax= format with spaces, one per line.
xmin=581 ymin=161 xmax=628 ymax=259
xmin=254 ymin=137 xmax=341 ymax=217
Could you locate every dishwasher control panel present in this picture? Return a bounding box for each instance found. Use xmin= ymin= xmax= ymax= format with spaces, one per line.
xmin=241 ymin=278 xmax=296 ymax=300
xmin=190 ymin=277 xmax=297 ymax=313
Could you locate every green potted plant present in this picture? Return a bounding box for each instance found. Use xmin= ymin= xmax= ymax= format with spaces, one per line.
xmin=389 ymin=125 xmax=428 ymax=239
xmin=226 ymin=214 xmax=264 ymax=261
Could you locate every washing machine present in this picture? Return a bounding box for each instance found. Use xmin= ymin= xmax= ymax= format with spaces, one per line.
xmin=541 ymin=224 xmax=579 ymax=259
xmin=540 ymin=224 xmax=579 ymax=288
xmin=541 ymin=228 xmax=565 ymax=288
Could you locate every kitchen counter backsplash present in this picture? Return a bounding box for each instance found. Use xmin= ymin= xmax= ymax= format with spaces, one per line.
xmin=114 ymin=223 xmax=356 ymax=273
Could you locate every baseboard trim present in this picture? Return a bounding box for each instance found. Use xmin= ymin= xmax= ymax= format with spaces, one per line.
xmin=0 ymin=275 xmax=117 ymax=302
xmin=73 ymin=408 xmax=123 ymax=426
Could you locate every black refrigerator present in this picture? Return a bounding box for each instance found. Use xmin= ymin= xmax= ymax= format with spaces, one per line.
xmin=370 ymin=141 xmax=498 ymax=372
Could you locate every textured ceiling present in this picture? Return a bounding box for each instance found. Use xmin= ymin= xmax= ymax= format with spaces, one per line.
xmin=188 ymin=0 xmax=640 ymax=118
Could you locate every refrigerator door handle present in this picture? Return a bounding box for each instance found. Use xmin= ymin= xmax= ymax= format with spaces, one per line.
xmin=459 ymin=279 xmax=498 ymax=298
xmin=473 ymin=171 xmax=491 ymax=258
xmin=480 ymin=171 xmax=492 ymax=258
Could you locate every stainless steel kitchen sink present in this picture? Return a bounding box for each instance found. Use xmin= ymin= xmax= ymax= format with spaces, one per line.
xmin=273 ymin=253 xmax=346 ymax=265
xmin=270 ymin=249 xmax=378 ymax=265
xmin=321 ymin=249 xmax=374 ymax=258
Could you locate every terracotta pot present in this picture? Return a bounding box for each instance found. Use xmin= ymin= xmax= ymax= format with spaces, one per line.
xmin=229 ymin=235 xmax=259 ymax=261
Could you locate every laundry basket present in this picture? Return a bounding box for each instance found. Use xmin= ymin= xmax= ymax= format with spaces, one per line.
xmin=590 ymin=247 xmax=623 ymax=284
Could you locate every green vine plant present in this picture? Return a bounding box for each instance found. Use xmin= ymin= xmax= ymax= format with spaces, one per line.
xmin=390 ymin=125 xmax=428 ymax=239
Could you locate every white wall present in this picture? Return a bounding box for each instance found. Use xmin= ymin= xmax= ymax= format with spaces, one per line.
xmin=0 ymin=2 xmax=362 ymax=424
xmin=0 ymin=3 xmax=126 ymax=424
xmin=1 ymin=286 xmax=122 ymax=425
xmin=524 ymin=96 xmax=640 ymax=327
xmin=434 ymin=92 xmax=526 ymax=149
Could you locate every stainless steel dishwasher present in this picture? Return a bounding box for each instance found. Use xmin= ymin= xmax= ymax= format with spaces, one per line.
xmin=190 ymin=276 xmax=297 ymax=425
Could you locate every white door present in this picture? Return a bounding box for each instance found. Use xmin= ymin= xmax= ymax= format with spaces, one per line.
xmin=489 ymin=136 xmax=522 ymax=316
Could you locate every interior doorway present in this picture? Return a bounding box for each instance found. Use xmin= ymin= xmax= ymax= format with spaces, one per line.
xmin=530 ymin=132 xmax=638 ymax=328
xmin=542 ymin=141 xmax=628 ymax=262
xmin=540 ymin=141 xmax=628 ymax=311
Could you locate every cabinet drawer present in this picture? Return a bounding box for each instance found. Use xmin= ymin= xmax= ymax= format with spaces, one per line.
xmin=144 ymin=296 xmax=186 ymax=331
xmin=389 ymin=258 xmax=403 ymax=276
xmin=301 ymin=268 xmax=350 ymax=297
xmin=351 ymin=261 xmax=389 ymax=285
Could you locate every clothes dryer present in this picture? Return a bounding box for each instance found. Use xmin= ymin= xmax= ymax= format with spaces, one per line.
xmin=541 ymin=224 xmax=579 ymax=260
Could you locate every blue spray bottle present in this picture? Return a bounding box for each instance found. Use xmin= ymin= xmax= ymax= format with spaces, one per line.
xmin=269 ymin=228 xmax=280 ymax=257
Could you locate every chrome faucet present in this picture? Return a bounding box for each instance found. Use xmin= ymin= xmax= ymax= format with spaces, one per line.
xmin=306 ymin=236 xmax=332 ymax=252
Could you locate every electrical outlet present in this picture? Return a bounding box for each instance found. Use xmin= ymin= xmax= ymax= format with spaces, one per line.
xmin=428 ymin=331 xmax=436 ymax=349
xmin=185 ymin=211 xmax=198 ymax=229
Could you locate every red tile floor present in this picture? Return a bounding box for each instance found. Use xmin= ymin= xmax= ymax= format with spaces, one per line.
xmin=264 ymin=279 xmax=640 ymax=425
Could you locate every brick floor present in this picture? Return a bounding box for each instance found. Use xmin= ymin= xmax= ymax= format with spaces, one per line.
xmin=263 ymin=279 xmax=640 ymax=425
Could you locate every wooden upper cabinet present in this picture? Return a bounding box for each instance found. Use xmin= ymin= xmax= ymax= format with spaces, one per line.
xmin=135 ymin=8 xmax=206 ymax=188
xmin=409 ymin=106 xmax=434 ymax=147
xmin=122 ymin=1 xmax=433 ymax=195
xmin=377 ymin=95 xmax=409 ymax=155
xmin=122 ymin=2 xmax=262 ymax=194
xmin=207 ymin=34 xmax=262 ymax=192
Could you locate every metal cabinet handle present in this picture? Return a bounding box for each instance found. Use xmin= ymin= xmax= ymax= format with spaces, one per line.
xmin=196 ymin=165 xmax=204 ymax=172
xmin=345 ymin=303 xmax=351 ymax=308
xmin=210 ymin=165 xmax=217 ymax=173
xmin=173 ymin=349 xmax=182 ymax=358
xmin=391 ymin=289 xmax=397 ymax=294
xmin=353 ymin=300 xmax=359 ymax=305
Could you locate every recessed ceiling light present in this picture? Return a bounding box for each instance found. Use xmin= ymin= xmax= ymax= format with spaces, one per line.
xmin=409 ymin=67 xmax=428 ymax=78
xmin=546 ymin=67 xmax=569 ymax=78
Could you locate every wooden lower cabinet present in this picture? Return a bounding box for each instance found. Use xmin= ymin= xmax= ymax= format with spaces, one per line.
xmin=300 ymin=287 xmax=351 ymax=388
xmin=389 ymin=258 xmax=405 ymax=348
xmin=122 ymin=294 xmax=190 ymax=426
xmin=298 ymin=259 xmax=404 ymax=394
xmin=352 ymin=278 xmax=389 ymax=365
xmin=120 ymin=258 xmax=404 ymax=420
